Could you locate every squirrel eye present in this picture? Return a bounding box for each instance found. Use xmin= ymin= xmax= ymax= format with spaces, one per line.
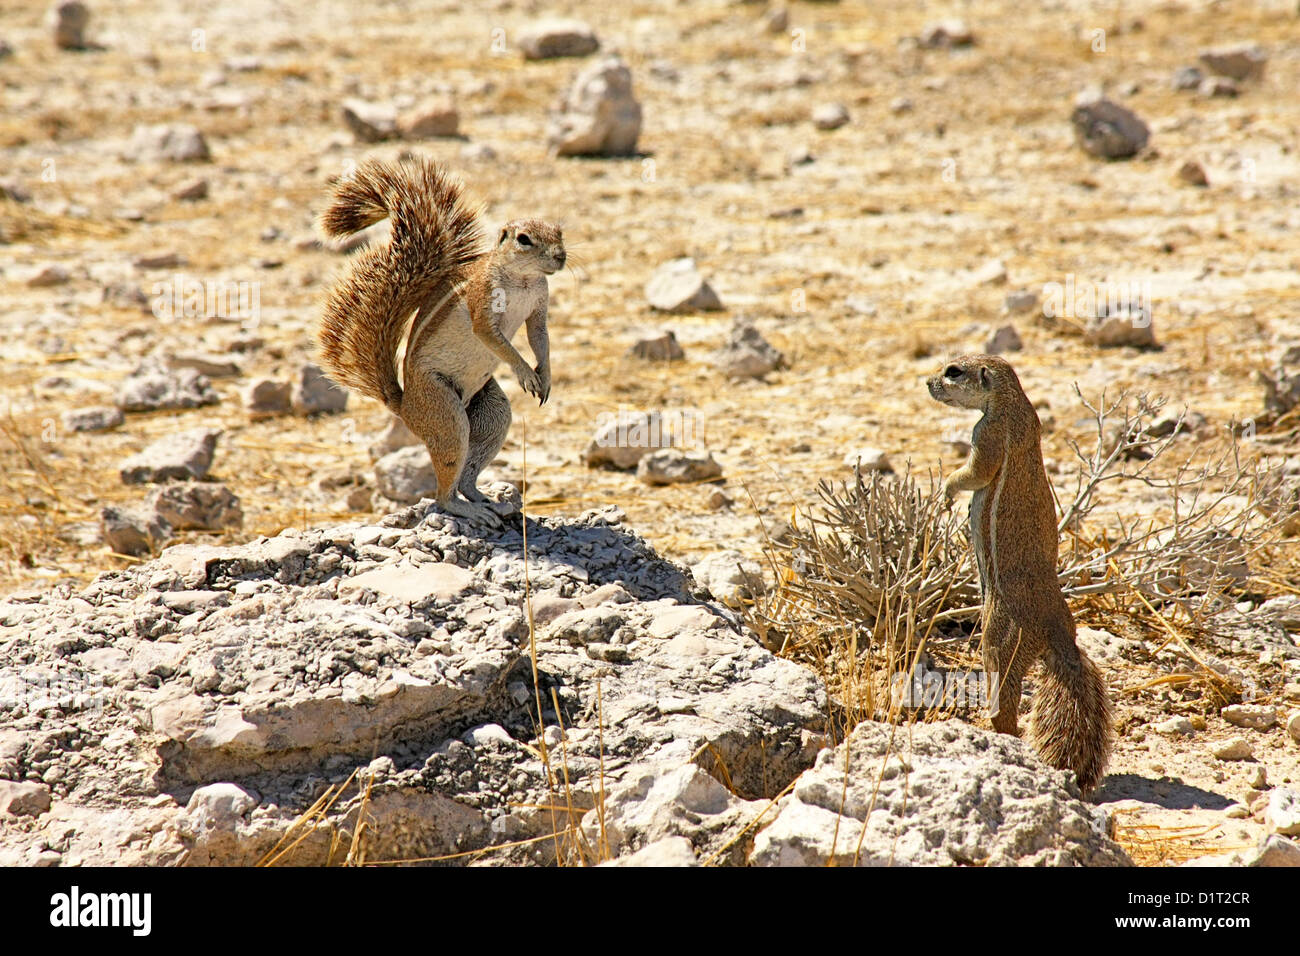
xmin=944 ymin=365 xmax=963 ymax=379
xmin=516 ymin=234 xmax=533 ymax=247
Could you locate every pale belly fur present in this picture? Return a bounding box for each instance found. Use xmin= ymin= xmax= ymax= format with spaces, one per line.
xmin=407 ymin=285 xmax=538 ymax=404
xmin=970 ymin=486 xmax=989 ymax=598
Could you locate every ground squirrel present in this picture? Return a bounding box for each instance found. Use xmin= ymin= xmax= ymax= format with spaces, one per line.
xmin=315 ymin=156 xmax=564 ymax=524
xmin=928 ymin=354 xmax=1112 ymax=792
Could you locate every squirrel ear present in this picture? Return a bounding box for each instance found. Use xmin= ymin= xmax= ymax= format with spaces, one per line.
xmin=978 ymin=365 xmax=993 ymax=390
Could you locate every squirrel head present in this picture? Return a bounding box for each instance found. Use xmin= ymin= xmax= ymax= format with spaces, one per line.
xmin=927 ymin=354 xmax=1026 ymax=412
xmin=494 ymin=220 xmax=565 ymax=276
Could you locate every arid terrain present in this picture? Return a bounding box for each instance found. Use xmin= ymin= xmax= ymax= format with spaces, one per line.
xmin=2 ymin=0 xmax=1299 ymax=865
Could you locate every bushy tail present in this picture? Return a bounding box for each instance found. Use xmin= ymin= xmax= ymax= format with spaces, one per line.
xmin=316 ymin=156 xmax=483 ymax=411
xmin=1031 ymin=641 xmax=1113 ymax=793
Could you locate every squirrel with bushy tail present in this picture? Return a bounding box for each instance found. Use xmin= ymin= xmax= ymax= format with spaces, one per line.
xmin=315 ymin=155 xmax=565 ymax=525
xmin=929 ymin=354 xmax=1113 ymax=793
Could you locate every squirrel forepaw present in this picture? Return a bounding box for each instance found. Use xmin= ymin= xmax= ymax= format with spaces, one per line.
xmin=940 ymin=481 xmax=958 ymax=508
xmin=518 ymin=367 xmax=546 ymax=403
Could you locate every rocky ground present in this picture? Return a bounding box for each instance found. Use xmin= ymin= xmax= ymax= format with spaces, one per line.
xmin=0 ymin=500 xmax=1136 ymax=866
xmin=2 ymin=0 xmax=1300 ymax=864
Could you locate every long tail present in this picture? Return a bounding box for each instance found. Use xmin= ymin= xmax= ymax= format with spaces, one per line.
xmin=1030 ymin=640 xmax=1113 ymax=793
xmin=315 ymin=156 xmax=482 ymax=412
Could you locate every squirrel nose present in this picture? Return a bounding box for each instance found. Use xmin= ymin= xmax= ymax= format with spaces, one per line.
xmin=554 ymin=250 xmax=566 ymax=265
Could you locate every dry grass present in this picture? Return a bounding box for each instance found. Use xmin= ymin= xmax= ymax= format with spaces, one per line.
xmin=0 ymin=199 xmax=128 ymax=243
xmin=1111 ymin=807 xmax=1249 ymax=867
xmin=256 ymin=766 xmax=361 ymax=867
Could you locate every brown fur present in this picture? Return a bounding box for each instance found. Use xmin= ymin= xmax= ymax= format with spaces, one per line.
xmin=928 ymin=354 xmax=1112 ymax=792
xmin=315 ymin=156 xmax=564 ymax=523
xmin=317 ymin=157 xmax=482 ymax=411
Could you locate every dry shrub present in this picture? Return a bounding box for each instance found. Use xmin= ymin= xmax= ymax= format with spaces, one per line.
xmin=745 ymin=387 xmax=1294 ymax=736
xmin=747 ymin=467 xmax=979 ymax=736
xmin=1054 ymin=387 xmax=1282 ymax=628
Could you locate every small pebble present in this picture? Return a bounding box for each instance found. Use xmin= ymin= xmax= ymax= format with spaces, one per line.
xmin=1155 ymin=716 xmax=1194 ymax=736
xmin=1222 ymin=704 xmax=1277 ymax=731
xmin=1211 ymin=737 xmax=1253 ymax=761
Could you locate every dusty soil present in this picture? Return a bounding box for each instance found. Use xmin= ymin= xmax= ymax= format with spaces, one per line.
xmin=2 ymin=0 xmax=1299 ymax=864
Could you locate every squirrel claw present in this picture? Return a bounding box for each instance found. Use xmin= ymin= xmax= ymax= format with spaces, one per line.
xmin=520 ymin=367 xmax=551 ymax=405
xmin=940 ymin=479 xmax=958 ymax=508
xmin=436 ymin=496 xmax=501 ymax=527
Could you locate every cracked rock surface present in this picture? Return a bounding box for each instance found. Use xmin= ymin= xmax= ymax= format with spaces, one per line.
xmin=1 ymin=500 xmax=1139 ymax=866
xmin=0 ymin=503 xmax=830 ymax=865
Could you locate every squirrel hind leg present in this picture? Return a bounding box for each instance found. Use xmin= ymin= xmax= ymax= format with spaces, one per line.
xmin=458 ymin=378 xmax=513 ymax=504
xmin=401 ymin=373 xmax=499 ymax=527
xmin=982 ymin=611 xmax=1034 ymax=736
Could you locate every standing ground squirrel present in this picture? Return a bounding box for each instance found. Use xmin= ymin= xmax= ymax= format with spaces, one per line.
xmin=315 ymin=155 xmax=564 ymax=525
xmin=928 ymin=354 xmax=1113 ymax=792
